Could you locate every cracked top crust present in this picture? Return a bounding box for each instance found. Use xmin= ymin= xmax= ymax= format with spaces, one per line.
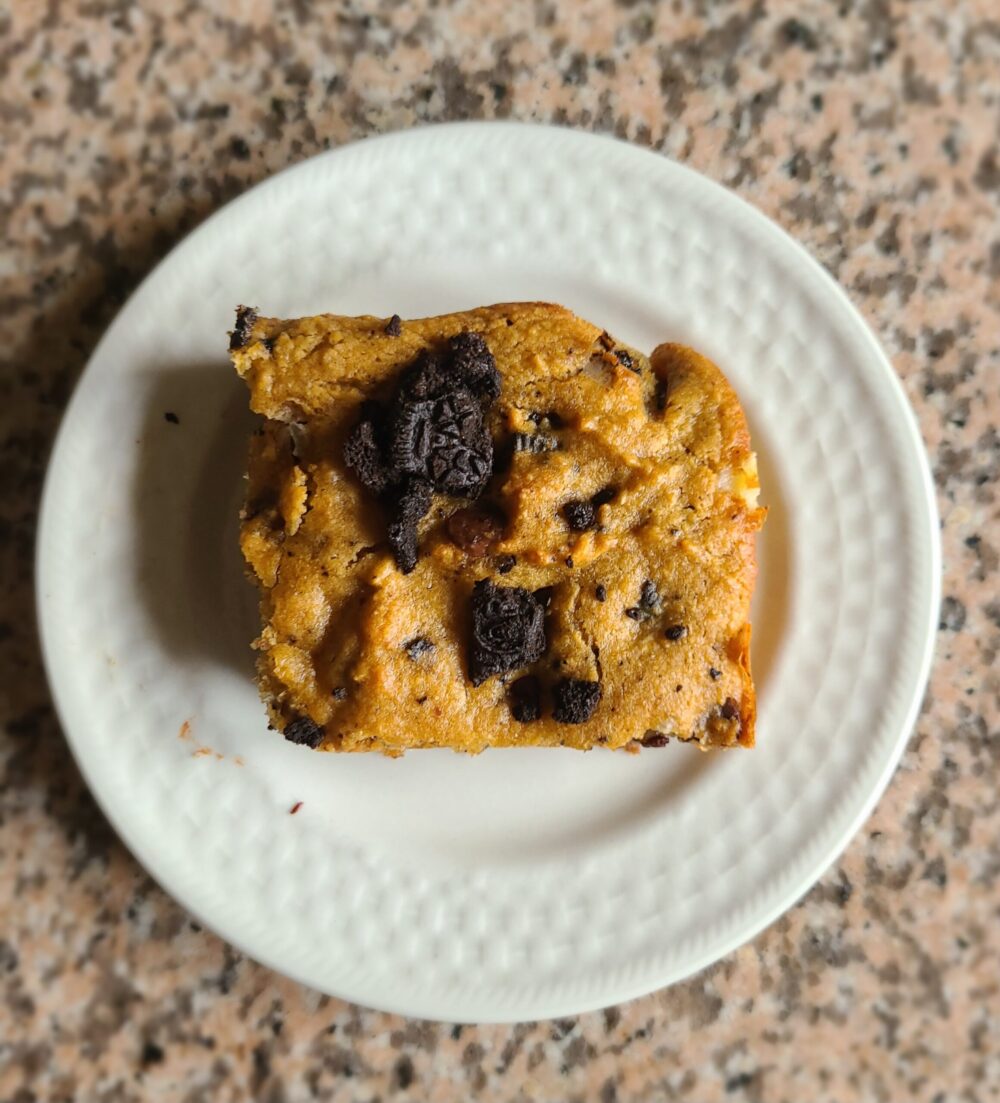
xmin=231 ymin=303 xmax=765 ymax=753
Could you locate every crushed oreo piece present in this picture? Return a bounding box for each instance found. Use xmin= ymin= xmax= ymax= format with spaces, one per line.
xmin=513 ymin=431 xmax=559 ymax=454
xmin=470 ymin=580 xmax=546 ymax=686
xmin=553 ymin=678 xmax=602 ymax=724
xmin=344 ymin=409 xmax=394 ymax=494
xmin=639 ymin=580 xmax=661 ymax=612
xmin=613 ymin=348 xmax=637 ymax=371
xmin=332 ymin=686 xmax=348 ymax=701
xmin=595 ymin=584 xmax=607 ymax=602
xmin=230 ymin=305 xmax=258 ymax=351
xmin=563 ymin=499 xmax=597 ymax=531
xmin=448 ymin=332 xmax=501 ymax=399
xmin=641 ymin=731 xmax=670 ymax=747
xmin=390 ymin=388 xmax=493 ymax=497
xmin=664 ymin=624 xmax=688 ymax=641
xmin=709 ymin=667 xmax=722 ymax=680
xmin=509 ymin=675 xmax=541 ymax=722
xmin=496 ymin=554 xmax=516 ymax=574
xmin=528 ymin=410 xmax=564 ymax=430
xmin=591 ymin=486 xmax=617 ymax=507
xmin=720 ymin=697 xmax=739 ymax=720
xmin=387 ymin=478 xmax=433 ymax=574
xmin=384 ymin=313 xmax=402 ymax=336
xmin=283 ymin=715 xmax=323 ymax=748
xmin=624 ymin=607 xmax=644 ymax=621
xmin=446 ymin=506 xmax=503 ymax=557
xmin=404 ymin=636 xmax=435 ymax=660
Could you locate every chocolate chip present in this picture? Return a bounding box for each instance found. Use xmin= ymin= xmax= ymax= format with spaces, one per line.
xmin=469 ymin=580 xmax=546 ymax=686
xmin=654 ymin=377 xmax=668 ymax=413
xmin=563 ymin=499 xmax=597 ymax=531
xmin=513 ymin=432 xmax=559 ymax=453
xmin=591 ymin=486 xmax=617 ymax=507
xmin=641 ymin=731 xmax=670 ymax=747
xmin=496 ymin=554 xmax=516 ymax=574
xmin=720 ymin=697 xmax=739 ymax=720
xmin=230 ymin=305 xmax=258 ymax=350
xmin=332 ymin=687 xmax=348 ymax=700
xmin=613 ymin=348 xmax=637 ymax=371
xmin=387 ymin=478 xmax=432 ymax=574
xmin=553 ymin=678 xmax=601 ymax=723
xmin=664 ymin=624 xmax=688 ymax=640
xmin=384 ymin=313 xmax=402 ymax=336
xmin=448 ymin=332 xmax=501 ymax=399
xmin=404 ymin=636 xmax=435 ymax=660
xmin=595 ymin=584 xmax=607 ymax=602
xmin=164 ymin=411 xmax=180 ymax=424
xmin=509 ymin=675 xmax=541 ymax=722
xmin=283 ymin=715 xmax=323 ymax=748
xmin=709 ymin=667 xmax=722 ymax=680
xmin=446 ymin=507 xmax=503 ymax=557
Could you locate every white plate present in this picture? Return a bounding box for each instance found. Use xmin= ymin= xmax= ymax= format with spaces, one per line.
xmin=37 ymin=123 xmax=939 ymax=1022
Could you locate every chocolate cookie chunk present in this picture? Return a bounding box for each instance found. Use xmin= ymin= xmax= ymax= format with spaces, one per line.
xmin=509 ymin=675 xmax=542 ymax=722
xmin=284 ymin=715 xmax=324 ymax=747
xmin=230 ymin=305 xmax=259 ymax=351
xmin=448 ymin=332 xmax=501 ymax=399
xmin=553 ymin=678 xmax=602 ymax=724
xmin=470 ymin=580 xmax=546 ymax=685
xmin=387 ymin=478 xmax=433 ymax=574
xmin=391 ymin=388 xmax=493 ymax=497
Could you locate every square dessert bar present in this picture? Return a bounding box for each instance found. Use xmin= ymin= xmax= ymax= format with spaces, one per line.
xmin=231 ymin=303 xmax=765 ymax=753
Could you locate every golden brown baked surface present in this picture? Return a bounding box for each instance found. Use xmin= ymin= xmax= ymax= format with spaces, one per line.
xmin=231 ymin=303 xmax=765 ymax=753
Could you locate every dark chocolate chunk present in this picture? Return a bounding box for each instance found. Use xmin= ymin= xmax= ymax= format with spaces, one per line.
xmin=332 ymin=686 xmax=348 ymax=701
xmin=641 ymin=731 xmax=670 ymax=747
xmin=384 ymin=313 xmax=402 ymax=336
xmin=283 ymin=715 xmax=323 ymax=748
xmin=664 ymin=624 xmax=688 ymax=640
xmin=709 ymin=667 xmax=722 ymax=680
xmin=387 ymin=478 xmax=432 ymax=573
xmin=553 ymin=678 xmax=601 ymax=724
xmin=595 ymin=584 xmax=607 ymax=602
xmin=164 ymin=411 xmax=180 ymax=425
xmin=720 ymin=697 xmax=740 ymax=720
xmin=446 ymin=506 xmax=503 ymax=557
xmin=448 ymin=332 xmax=501 ymax=399
xmin=391 ymin=388 xmax=493 ymax=497
xmin=563 ymin=499 xmax=597 ymax=531
xmin=230 ymin=305 xmax=259 ymax=351
xmin=591 ymin=486 xmax=617 ymax=507
xmin=513 ymin=432 xmax=559 ymax=453
xmin=469 ymin=580 xmax=546 ymax=686
xmin=613 ymin=348 xmax=637 ymax=371
xmin=509 ymin=675 xmax=541 ymax=722
xmin=496 ymin=554 xmax=516 ymax=574
xmin=404 ymin=636 xmax=435 ymax=660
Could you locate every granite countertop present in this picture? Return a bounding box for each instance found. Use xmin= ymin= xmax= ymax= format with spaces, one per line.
xmin=2 ymin=1 xmax=998 ymax=1099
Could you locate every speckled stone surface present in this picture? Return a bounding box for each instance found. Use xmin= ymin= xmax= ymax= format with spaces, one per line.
xmin=2 ymin=1 xmax=998 ymax=1099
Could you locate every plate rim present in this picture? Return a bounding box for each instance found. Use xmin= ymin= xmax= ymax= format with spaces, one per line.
xmin=35 ymin=121 xmax=941 ymax=1022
